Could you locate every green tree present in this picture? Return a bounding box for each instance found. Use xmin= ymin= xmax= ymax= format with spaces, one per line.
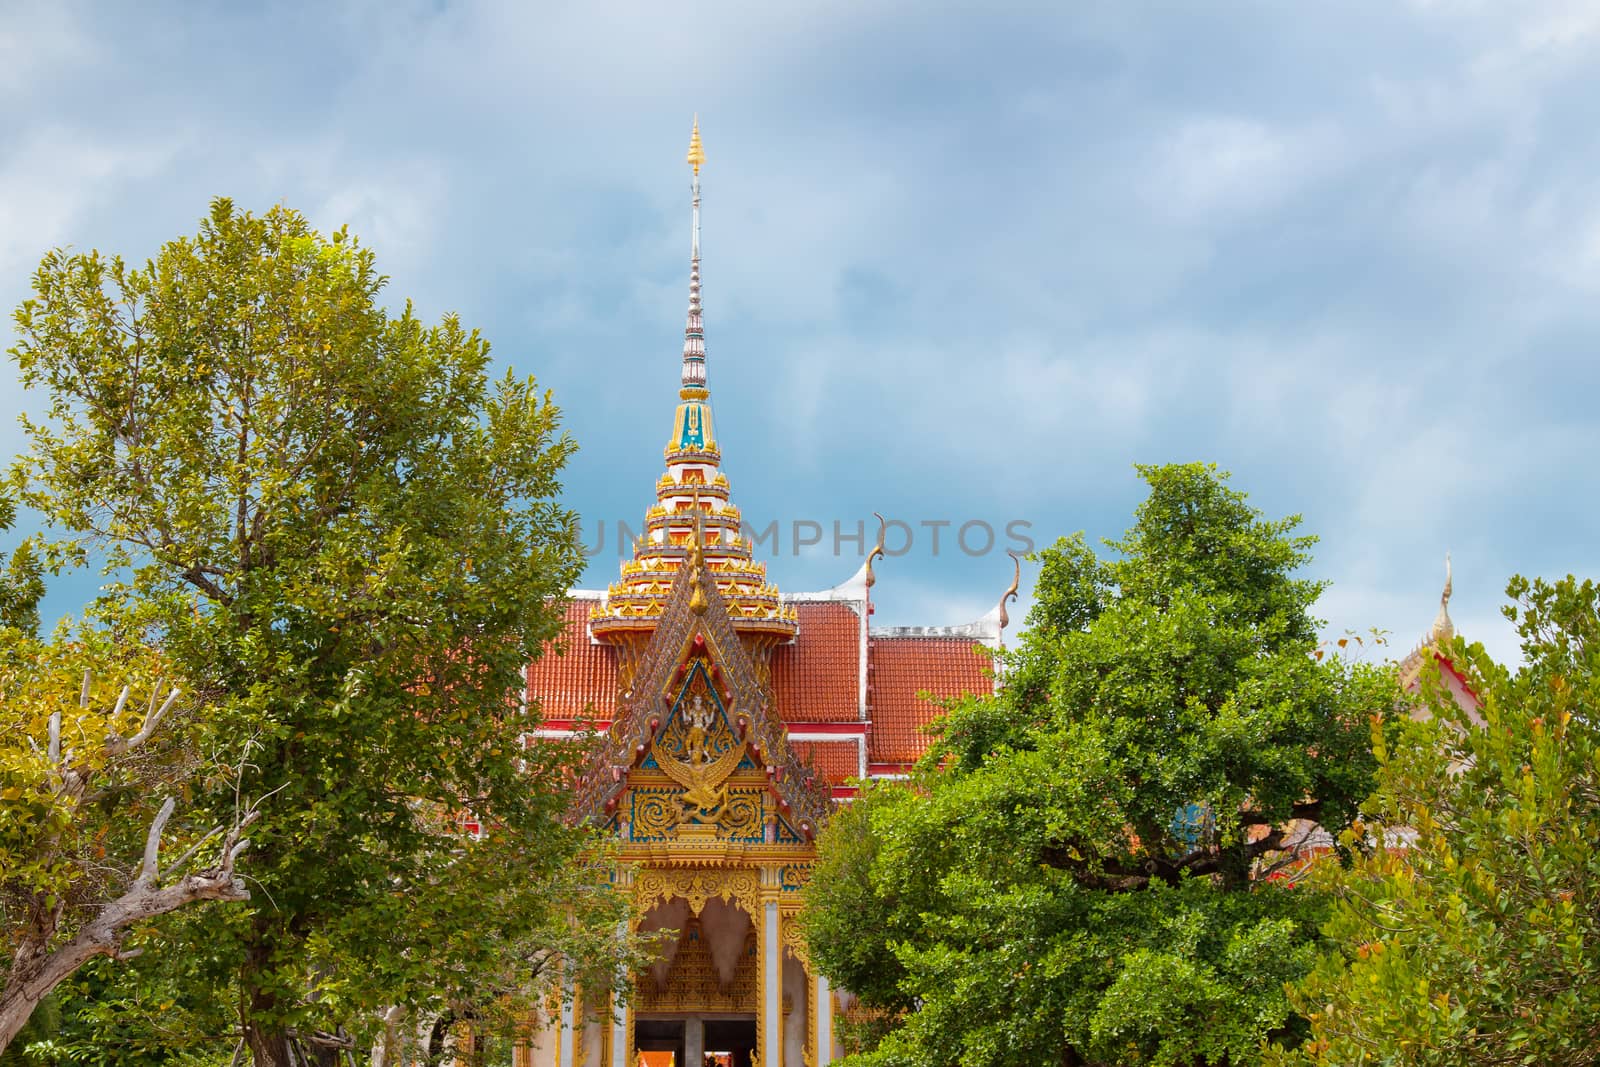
xmin=0 ymin=494 xmax=45 ymax=634
xmin=8 ymin=199 xmax=635 ymax=1065
xmin=805 ymin=463 xmax=1396 ymax=1066
xmin=1270 ymin=574 xmax=1600 ymax=1066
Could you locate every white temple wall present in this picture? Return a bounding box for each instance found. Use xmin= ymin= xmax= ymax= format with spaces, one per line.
xmin=783 ymin=955 xmax=808 ymax=1067
xmin=580 ymin=1018 xmax=604 ymax=1066
xmin=526 ymin=1012 xmax=557 ymax=1067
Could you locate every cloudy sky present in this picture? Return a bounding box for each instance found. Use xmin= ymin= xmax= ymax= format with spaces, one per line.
xmin=3 ymin=0 xmax=1598 ymax=664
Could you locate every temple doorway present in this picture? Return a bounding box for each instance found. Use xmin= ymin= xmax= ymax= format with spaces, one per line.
xmin=702 ymin=1018 xmax=757 ymax=1066
xmin=635 ymin=1018 xmax=685 ymax=1063
xmin=632 ymin=1016 xmax=756 ymax=1067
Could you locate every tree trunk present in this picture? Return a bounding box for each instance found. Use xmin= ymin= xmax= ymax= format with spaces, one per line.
xmin=0 ymin=908 xmax=221 ymax=1051
xmin=242 ymin=920 xmax=297 ymax=1067
xmin=244 ymin=1019 xmax=296 ymax=1067
xmin=2 ymin=686 xmax=256 ymax=1055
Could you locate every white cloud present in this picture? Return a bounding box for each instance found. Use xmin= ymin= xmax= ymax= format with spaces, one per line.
xmin=1149 ymin=116 xmax=1343 ymax=223
xmin=313 ymin=162 xmax=447 ymax=278
xmin=0 ymin=0 xmax=1595 ymax=669
xmin=0 ymin=127 xmax=179 ymax=277
xmin=0 ymin=125 xmax=184 ymax=450
xmin=1481 ymin=0 xmax=1600 ymax=71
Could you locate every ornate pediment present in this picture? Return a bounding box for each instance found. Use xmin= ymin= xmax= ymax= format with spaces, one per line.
xmin=571 ymin=532 xmax=831 ymax=839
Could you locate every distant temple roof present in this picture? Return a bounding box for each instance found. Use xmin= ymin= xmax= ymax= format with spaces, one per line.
xmin=1398 ymin=553 xmax=1461 ymax=689
xmin=868 ymin=635 xmax=994 ymax=764
xmin=1396 ymin=553 xmax=1481 ymax=719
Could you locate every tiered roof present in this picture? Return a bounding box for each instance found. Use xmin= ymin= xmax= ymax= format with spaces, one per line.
xmin=526 ymin=577 xmax=1001 ymax=797
xmin=770 ymin=602 xmax=862 ymax=723
xmin=527 ymin=596 xmax=618 ymax=721
xmin=589 ymin=118 xmax=797 ymax=643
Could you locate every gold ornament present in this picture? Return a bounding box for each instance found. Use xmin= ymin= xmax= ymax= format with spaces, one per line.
xmin=635 ymin=866 xmax=762 ymax=917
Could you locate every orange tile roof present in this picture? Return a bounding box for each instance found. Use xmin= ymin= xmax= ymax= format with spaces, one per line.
xmin=868 ymin=637 xmax=994 ymax=763
xmin=770 ymin=602 xmax=862 ymax=723
xmin=789 ymin=739 xmax=863 ymax=787
xmin=524 ymin=600 xmax=617 ymax=722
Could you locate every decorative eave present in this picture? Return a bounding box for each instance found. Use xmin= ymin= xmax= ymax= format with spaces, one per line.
xmin=868 ymin=552 xmax=1022 ymax=655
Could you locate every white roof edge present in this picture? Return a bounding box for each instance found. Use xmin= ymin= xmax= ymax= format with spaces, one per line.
xmin=783 ymin=558 xmax=870 ymax=608
xmin=870 ymin=602 xmax=1003 ymax=647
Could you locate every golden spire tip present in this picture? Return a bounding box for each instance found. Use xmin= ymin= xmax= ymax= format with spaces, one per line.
xmin=687 ymin=116 xmax=705 ymax=175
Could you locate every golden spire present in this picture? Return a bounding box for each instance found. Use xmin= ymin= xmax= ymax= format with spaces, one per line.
xmin=686 ymin=116 xmax=706 ymax=175
xmin=681 ymin=115 xmax=707 ymax=394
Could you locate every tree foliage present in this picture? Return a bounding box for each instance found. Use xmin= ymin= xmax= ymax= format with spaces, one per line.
xmin=7 ymin=199 xmax=636 ymax=1064
xmin=805 ymin=463 xmax=1396 ymax=1067
xmin=0 ymin=622 xmax=254 ymax=1056
xmin=1271 ymin=574 xmax=1600 ymax=1066
xmin=0 ymin=495 xmax=43 ymax=636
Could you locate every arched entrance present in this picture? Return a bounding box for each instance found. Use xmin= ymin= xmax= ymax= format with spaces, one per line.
xmin=635 ymin=896 xmax=760 ymax=1066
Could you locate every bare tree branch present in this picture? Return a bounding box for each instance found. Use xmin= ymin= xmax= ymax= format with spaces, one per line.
xmin=1 ymin=798 xmax=255 ymax=1051
xmin=137 ymin=797 xmax=178 ymax=887
xmin=105 ymin=685 xmax=181 ymax=757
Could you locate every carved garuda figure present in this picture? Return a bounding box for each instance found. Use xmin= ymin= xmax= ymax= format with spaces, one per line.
xmin=656 ymin=688 xmax=743 ymax=824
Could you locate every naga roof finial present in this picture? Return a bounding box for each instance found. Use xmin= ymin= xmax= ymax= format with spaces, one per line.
xmin=998 ymin=550 xmax=1022 ymax=634
xmin=1429 ymin=552 xmax=1454 ymax=645
xmin=865 ymin=512 xmax=887 ymax=590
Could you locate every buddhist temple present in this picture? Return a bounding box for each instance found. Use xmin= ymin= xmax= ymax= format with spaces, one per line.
xmin=517 ymin=122 xmax=1000 ymax=1067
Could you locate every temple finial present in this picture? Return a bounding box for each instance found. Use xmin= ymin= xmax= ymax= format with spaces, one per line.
xmin=681 ymin=117 xmax=707 ymax=393
xmin=686 ymin=115 xmax=705 ymax=175
xmin=1429 ymin=552 xmax=1454 ymax=645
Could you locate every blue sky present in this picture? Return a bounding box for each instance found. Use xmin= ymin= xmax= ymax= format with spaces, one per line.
xmin=3 ymin=1 xmax=1597 ymax=664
